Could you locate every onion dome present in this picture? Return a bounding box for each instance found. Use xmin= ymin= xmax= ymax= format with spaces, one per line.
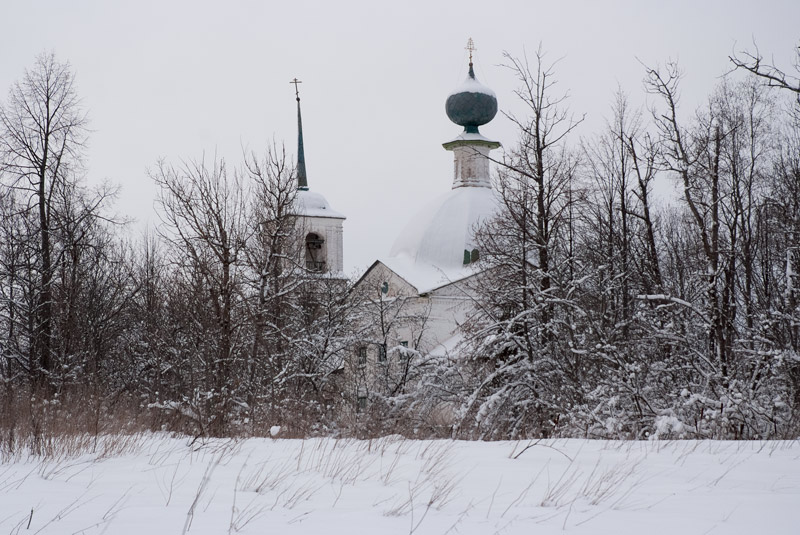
xmin=445 ymin=64 xmax=498 ymax=134
xmin=383 ymin=43 xmax=501 ymax=287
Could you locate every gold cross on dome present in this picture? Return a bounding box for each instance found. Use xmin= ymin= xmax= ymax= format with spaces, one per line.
xmin=466 ymin=38 xmax=476 ymax=63
xmin=290 ymin=78 xmax=302 ymax=100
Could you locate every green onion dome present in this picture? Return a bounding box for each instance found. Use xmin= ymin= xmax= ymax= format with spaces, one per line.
xmin=445 ymin=64 xmax=498 ymax=133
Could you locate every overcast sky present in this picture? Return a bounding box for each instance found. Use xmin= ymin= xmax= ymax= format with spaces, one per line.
xmin=2 ymin=0 xmax=799 ymax=274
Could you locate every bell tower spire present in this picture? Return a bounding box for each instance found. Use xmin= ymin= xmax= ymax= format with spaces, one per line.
xmin=285 ymin=77 xmax=346 ymax=276
xmin=291 ymin=77 xmax=309 ymax=191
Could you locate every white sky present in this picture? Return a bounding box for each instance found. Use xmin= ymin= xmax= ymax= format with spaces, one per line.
xmin=2 ymin=0 xmax=799 ymax=274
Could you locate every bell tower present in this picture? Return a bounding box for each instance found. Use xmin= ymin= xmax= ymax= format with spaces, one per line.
xmin=288 ymin=78 xmax=346 ymax=275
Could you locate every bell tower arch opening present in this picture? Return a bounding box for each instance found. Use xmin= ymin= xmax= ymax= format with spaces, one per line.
xmin=305 ymin=232 xmax=327 ymax=272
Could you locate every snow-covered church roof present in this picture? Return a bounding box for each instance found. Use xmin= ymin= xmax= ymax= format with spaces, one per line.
xmin=293 ymin=189 xmax=345 ymax=219
xmin=385 ymin=186 xmax=498 ymax=290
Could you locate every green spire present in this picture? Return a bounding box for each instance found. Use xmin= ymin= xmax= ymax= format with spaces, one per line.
xmin=291 ymin=78 xmax=308 ymax=191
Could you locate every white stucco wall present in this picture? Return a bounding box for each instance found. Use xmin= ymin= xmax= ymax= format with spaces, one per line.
xmin=354 ymin=261 xmax=477 ymax=357
xmin=451 ymin=144 xmax=493 ymax=188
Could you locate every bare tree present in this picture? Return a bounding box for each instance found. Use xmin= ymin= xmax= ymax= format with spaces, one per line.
xmin=576 ymin=90 xmax=667 ymax=435
xmin=239 ymin=145 xmax=302 ymax=428
xmin=730 ymin=42 xmax=800 ymax=97
xmin=241 ymin=146 xmax=364 ymax=434
xmin=498 ymin=47 xmax=584 ymax=337
xmin=0 ymin=53 xmax=88 ymax=388
xmin=645 ymin=62 xmax=734 ymax=383
xmin=151 ymin=156 xmax=249 ymax=435
xmin=455 ymin=47 xmax=584 ymax=439
xmin=0 ymin=190 xmax=35 ymax=381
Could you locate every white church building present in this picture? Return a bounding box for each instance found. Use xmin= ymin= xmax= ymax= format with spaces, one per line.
xmin=288 ymin=51 xmax=502 ymax=407
xmin=353 ymin=56 xmax=501 ymax=360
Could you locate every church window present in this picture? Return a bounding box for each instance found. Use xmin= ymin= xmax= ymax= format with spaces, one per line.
xmin=305 ymin=233 xmax=326 ymax=271
xmin=357 ymin=346 xmax=367 ymax=366
xmin=357 ymin=396 xmax=367 ymax=412
xmin=463 ymin=248 xmax=480 ymax=265
xmin=377 ymin=343 xmax=387 ymax=362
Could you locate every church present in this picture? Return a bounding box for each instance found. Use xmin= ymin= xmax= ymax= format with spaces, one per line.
xmin=288 ymin=46 xmax=502 ymax=408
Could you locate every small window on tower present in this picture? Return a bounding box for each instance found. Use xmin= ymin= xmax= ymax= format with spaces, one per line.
xmin=463 ymin=250 xmax=471 ymax=265
xmin=305 ymin=233 xmax=326 ymax=272
xmin=471 ymin=248 xmax=480 ymax=263
xmin=357 ymin=346 xmax=367 ymax=366
xmin=377 ymin=343 xmax=387 ymax=362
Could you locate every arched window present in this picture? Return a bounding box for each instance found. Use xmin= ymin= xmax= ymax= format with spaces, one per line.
xmin=305 ymin=232 xmax=326 ymax=272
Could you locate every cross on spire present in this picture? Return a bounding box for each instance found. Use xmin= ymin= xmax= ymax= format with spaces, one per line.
xmin=466 ymin=38 xmax=476 ymax=65
xmin=290 ymin=77 xmax=302 ymax=101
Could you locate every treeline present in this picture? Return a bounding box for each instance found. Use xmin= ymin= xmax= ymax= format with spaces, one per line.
xmin=429 ymin=50 xmax=800 ymax=440
xmin=1 ymin=47 xmax=799 ymax=448
xmin=0 ymin=54 xmax=366 ymax=450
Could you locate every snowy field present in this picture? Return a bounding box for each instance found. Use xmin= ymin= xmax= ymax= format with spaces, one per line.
xmin=1 ymin=435 xmax=798 ymax=534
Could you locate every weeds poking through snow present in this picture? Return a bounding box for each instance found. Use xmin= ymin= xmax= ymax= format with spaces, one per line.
xmin=486 ymin=476 xmax=502 ymax=519
xmin=182 ymin=448 xmax=227 ymax=534
xmin=538 ymin=456 xmax=643 ymax=510
xmin=510 ymin=438 xmax=574 ymax=462
xmin=0 ymin=436 xmax=797 ymax=534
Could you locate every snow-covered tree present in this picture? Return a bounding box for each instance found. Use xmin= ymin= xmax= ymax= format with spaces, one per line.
xmin=454 ymin=48 xmax=585 ymax=439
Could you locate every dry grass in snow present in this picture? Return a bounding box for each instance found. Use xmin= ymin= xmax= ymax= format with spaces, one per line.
xmin=0 ymin=435 xmax=798 ymax=534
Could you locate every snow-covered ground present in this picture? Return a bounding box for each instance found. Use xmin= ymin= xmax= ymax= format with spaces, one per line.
xmin=1 ymin=435 xmax=797 ymax=534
